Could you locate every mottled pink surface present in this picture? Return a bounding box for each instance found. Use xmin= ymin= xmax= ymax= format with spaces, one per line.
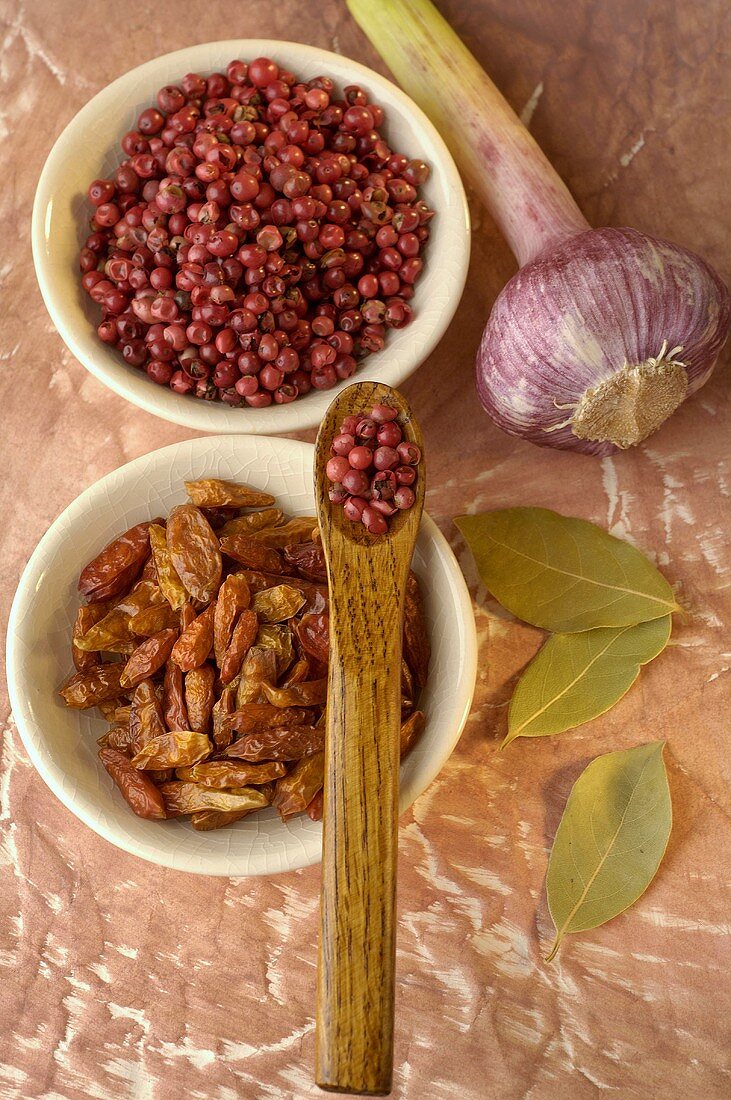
xmin=1 ymin=2 xmax=730 ymax=1097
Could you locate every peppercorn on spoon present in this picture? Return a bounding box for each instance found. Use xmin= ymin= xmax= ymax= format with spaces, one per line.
xmin=314 ymin=381 xmax=425 ymax=1096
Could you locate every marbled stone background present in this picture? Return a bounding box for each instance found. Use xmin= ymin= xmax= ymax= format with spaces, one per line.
xmin=1 ymin=1 xmax=729 ymax=1097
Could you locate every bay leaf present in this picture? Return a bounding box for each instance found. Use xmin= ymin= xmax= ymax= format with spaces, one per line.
xmin=455 ymin=508 xmax=678 ymax=632
xmin=545 ymin=740 xmax=672 ymax=961
xmin=505 ymin=616 xmax=671 ymax=746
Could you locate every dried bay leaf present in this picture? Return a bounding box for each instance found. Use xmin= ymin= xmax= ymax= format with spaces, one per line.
xmin=455 ymin=508 xmax=678 ymax=632
xmin=505 ymin=616 xmax=671 ymax=746
xmin=545 ymin=741 xmax=671 ymax=961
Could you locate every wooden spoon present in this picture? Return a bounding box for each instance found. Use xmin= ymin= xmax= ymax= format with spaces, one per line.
xmin=314 ymin=381 xmax=425 ymax=1095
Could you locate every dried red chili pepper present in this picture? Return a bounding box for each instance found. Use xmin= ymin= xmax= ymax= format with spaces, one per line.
xmin=185 ymin=664 xmax=216 ymax=733
xmin=101 ymin=723 xmax=139 ymax=754
xmin=252 ymin=518 xmax=317 ymax=549
xmin=295 ymin=612 xmax=330 ymax=665
xmin=262 ymin=678 xmax=328 ymax=708
xmin=224 ymin=724 xmax=324 ymax=762
xmin=160 ymin=782 xmax=270 ymax=816
xmin=131 ymin=679 xmax=167 ymax=750
xmin=213 ymin=574 xmax=251 ymax=666
xmin=120 ymin=628 xmax=178 ymax=689
xmin=59 ymin=663 xmax=126 ymax=708
xmin=282 ymin=540 xmax=328 ymax=582
xmin=224 ymin=703 xmax=318 ymax=736
xmin=306 ymin=789 xmax=324 ymax=822
xmin=235 ymin=646 xmax=278 ymax=706
xmin=79 ymin=520 xmax=161 ymax=603
xmin=219 ymin=535 xmax=286 ymax=574
xmin=171 ymin=602 xmax=216 ymax=671
xmin=131 ymin=729 xmax=211 ymax=770
xmin=220 ymin=509 xmax=284 ymax=539
xmin=162 ymin=661 xmax=189 ymax=731
xmin=185 ymin=478 xmax=275 ymax=510
xmin=252 ymin=585 xmax=306 ymax=623
xmin=403 ymin=571 xmax=430 ymax=690
xmin=220 ymin=608 xmax=258 ymax=686
xmin=272 ymin=751 xmax=325 ymax=819
xmin=129 ymin=602 xmax=179 ymax=637
xmin=166 ymin=504 xmax=222 ymax=605
xmin=72 ymin=604 xmax=106 ymax=671
xmin=148 ymin=523 xmax=187 ymax=610
xmin=211 ymin=684 xmax=237 ymax=749
xmin=176 ymin=760 xmax=287 ymax=787
xmin=400 ymin=710 xmax=426 ymax=758
xmin=98 ymin=747 xmax=167 ymax=820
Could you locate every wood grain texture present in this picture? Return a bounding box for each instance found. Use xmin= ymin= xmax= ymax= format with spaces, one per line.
xmin=314 ymin=383 xmax=425 ymax=1094
xmin=0 ymin=1 xmax=730 ymax=1097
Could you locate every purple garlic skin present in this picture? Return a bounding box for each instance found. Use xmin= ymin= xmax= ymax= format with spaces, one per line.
xmin=476 ymin=227 xmax=731 ymax=455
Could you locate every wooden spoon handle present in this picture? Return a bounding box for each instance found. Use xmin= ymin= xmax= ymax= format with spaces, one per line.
xmin=315 ymin=550 xmax=406 ymax=1095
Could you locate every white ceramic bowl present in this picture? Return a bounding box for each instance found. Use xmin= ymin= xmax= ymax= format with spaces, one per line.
xmin=32 ymin=40 xmax=470 ymax=434
xmin=7 ymin=436 xmax=477 ymax=876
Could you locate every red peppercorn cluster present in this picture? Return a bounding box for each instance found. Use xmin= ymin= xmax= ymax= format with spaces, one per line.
xmin=79 ymin=58 xmax=434 ymax=407
xmin=326 ymin=403 xmax=420 ymax=534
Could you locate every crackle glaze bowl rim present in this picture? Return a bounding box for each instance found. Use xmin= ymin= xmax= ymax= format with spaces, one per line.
xmin=32 ymin=39 xmax=471 ymax=435
xmin=6 ymin=435 xmax=477 ymax=877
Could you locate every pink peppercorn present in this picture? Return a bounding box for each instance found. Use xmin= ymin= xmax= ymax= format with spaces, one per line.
xmin=343 ymin=496 xmax=367 ymax=522
xmin=395 ymin=465 xmax=417 ymax=486
xmin=332 ymin=432 xmax=356 ymax=456
xmin=326 ymin=455 xmax=351 ymax=482
xmin=373 ymin=446 xmax=399 ymax=471
xmin=348 ymin=445 xmax=373 ymax=470
xmin=394 ymin=486 xmax=415 ymax=510
xmin=377 ymin=421 xmax=402 ymax=447
xmin=341 ymin=468 xmax=370 ymax=496
xmin=397 ymin=441 xmax=421 ymax=465
xmin=361 ymin=506 xmax=388 ymax=535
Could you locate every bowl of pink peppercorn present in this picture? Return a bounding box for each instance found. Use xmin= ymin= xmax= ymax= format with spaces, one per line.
xmin=32 ymin=40 xmax=470 ymax=434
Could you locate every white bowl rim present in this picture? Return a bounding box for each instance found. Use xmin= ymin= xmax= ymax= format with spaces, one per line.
xmin=6 ymin=435 xmax=477 ymax=876
xmin=32 ymin=39 xmax=470 ymax=435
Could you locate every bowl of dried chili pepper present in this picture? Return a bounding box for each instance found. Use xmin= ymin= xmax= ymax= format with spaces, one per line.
xmin=32 ymin=40 xmax=469 ymax=435
xmin=7 ymin=435 xmax=476 ymax=875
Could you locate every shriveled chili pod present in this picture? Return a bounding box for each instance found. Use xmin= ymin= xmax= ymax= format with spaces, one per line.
xmin=272 ymin=751 xmax=325 ymax=819
xmin=214 ymin=574 xmax=251 ymax=666
xmin=403 ymin=571 xmax=430 ymax=690
xmin=224 ymin=724 xmax=325 ymax=762
xmin=219 ymin=508 xmax=285 ymax=539
xmin=71 ymin=604 xmax=106 ymax=671
xmin=185 ymin=664 xmax=216 ymax=733
xmin=400 ymin=710 xmax=426 ymax=757
xmin=262 ymin=677 xmax=328 ymax=708
xmin=59 ymin=663 xmax=127 ymax=709
xmin=98 ymin=747 xmax=167 ymax=820
xmin=148 ymin=524 xmax=188 ymax=611
xmin=166 ymin=504 xmax=222 ymax=605
xmin=79 ymin=520 xmax=161 ymax=603
xmin=175 ymin=759 xmax=287 ymax=788
xmin=131 ymin=729 xmax=211 ymax=770
xmin=163 ymin=660 xmax=189 ymax=731
xmin=185 ymin=478 xmax=275 ymax=509
xmin=220 ymin=534 xmax=287 ymax=573
xmin=131 ymin=678 xmax=167 ymax=750
xmin=220 ymin=609 xmax=259 ymax=686
xmin=282 ymin=540 xmax=328 ymax=581
xmin=120 ymin=627 xmax=178 ymax=689
xmin=171 ymin=601 xmax=216 ymax=671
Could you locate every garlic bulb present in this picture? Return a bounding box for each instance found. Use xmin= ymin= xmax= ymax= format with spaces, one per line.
xmin=477 ymin=228 xmax=730 ymax=455
xmin=347 ymin=0 xmax=731 ymax=455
